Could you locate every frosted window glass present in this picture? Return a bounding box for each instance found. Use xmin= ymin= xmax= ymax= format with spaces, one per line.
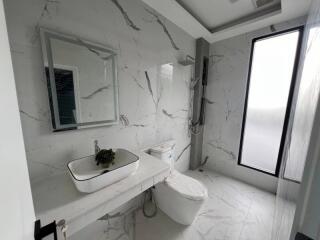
xmin=240 ymin=31 xmax=299 ymax=174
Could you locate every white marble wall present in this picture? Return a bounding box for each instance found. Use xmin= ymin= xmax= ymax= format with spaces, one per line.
xmin=69 ymin=199 xmax=139 ymax=240
xmin=4 ymin=0 xmax=195 ymax=185
xmin=4 ymin=1 xmax=194 ymax=238
xmin=70 ymin=211 xmax=135 ymax=240
xmin=202 ymin=17 xmax=306 ymax=193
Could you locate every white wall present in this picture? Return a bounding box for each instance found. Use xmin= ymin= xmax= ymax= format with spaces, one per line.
xmin=203 ymin=17 xmax=306 ymax=193
xmin=3 ymin=0 xmax=195 ymax=185
xmin=0 ymin=0 xmax=35 ymax=239
xmin=3 ymin=0 xmax=195 ymax=238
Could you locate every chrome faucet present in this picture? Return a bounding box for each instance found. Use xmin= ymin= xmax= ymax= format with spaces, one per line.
xmin=94 ymin=140 xmax=100 ymax=155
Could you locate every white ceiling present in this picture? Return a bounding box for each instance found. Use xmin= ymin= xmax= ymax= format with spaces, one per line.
xmin=141 ymin=0 xmax=312 ymax=43
xmin=176 ymin=0 xmax=281 ymax=30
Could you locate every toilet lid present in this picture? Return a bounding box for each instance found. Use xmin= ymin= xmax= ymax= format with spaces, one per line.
xmin=165 ymin=171 xmax=208 ymax=201
xmin=150 ymin=141 xmax=175 ymax=154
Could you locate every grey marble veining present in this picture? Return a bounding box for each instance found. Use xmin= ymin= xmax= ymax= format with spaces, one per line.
xmin=207 ymin=141 xmax=237 ymax=161
xmin=131 ymin=124 xmax=147 ymax=128
xmin=110 ymin=0 xmax=141 ymax=31
xmin=162 ymin=109 xmax=189 ymax=120
xmin=136 ymin=169 xmax=287 ymax=240
xmin=31 ymin=0 xmax=60 ymax=43
xmin=19 ymin=109 xmax=46 ymax=122
xmin=132 ymin=76 xmax=145 ymax=90
xmin=144 ymin=8 xmax=180 ymax=50
xmin=76 ymin=38 xmax=114 ymax=61
xmin=4 ymin=0 xmax=194 ymax=184
xmin=209 ymin=54 xmax=224 ymax=67
xmin=70 ymin=207 xmax=136 ymax=240
xmin=175 ymin=143 xmax=191 ymax=162
xmin=1 ymin=1 xmax=197 ymax=238
xmin=4 ymin=1 xmax=195 ymax=237
xmin=144 ymin=70 xmax=157 ymax=107
xmin=162 ymin=109 xmax=174 ymax=118
xmin=202 ymin=16 xmax=307 ymax=191
xmin=81 ymin=85 xmax=112 ymax=100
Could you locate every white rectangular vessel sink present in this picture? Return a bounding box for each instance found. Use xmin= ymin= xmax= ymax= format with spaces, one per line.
xmin=68 ymin=149 xmax=139 ymax=193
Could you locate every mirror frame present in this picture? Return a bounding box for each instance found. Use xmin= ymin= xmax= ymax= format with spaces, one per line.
xmin=39 ymin=28 xmax=119 ymax=131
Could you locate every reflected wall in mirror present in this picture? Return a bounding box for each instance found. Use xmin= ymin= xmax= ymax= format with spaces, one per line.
xmin=40 ymin=28 xmax=119 ymax=131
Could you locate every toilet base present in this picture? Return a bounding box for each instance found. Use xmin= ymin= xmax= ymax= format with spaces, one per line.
xmin=153 ymin=180 xmax=206 ymax=225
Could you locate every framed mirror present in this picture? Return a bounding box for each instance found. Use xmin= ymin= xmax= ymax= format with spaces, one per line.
xmin=40 ymin=28 xmax=119 ymax=131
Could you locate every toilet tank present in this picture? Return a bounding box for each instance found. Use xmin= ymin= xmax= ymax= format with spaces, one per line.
xmin=149 ymin=141 xmax=175 ymax=169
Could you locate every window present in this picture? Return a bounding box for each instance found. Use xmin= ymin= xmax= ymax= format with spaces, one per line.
xmin=238 ymin=27 xmax=303 ymax=176
xmin=45 ymin=65 xmax=81 ymax=130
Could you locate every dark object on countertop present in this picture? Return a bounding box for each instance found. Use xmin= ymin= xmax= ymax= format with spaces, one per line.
xmin=95 ymin=149 xmax=116 ymax=168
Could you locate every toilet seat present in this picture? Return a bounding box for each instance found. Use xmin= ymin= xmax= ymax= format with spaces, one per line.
xmin=164 ymin=171 xmax=208 ymax=201
xmin=149 ymin=141 xmax=208 ymax=225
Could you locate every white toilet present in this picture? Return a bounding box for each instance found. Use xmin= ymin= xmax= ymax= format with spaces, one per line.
xmin=149 ymin=141 xmax=208 ymax=225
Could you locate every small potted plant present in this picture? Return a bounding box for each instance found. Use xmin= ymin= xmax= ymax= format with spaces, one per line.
xmin=95 ymin=149 xmax=116 ymax=168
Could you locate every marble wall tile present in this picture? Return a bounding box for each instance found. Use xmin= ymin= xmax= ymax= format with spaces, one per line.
xmin=4 ymin=0 xmax=195 ymax=184
xmin=4 ymin=0 xmax=194 ymax=238
xmin=202 ymin=16 xmax=306 ymax=192
xmin=69 ymin=203 xmax=137 ymax=240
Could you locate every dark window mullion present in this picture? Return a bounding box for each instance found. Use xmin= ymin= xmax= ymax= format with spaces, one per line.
xmin=238 ymin=26 xmax=304 ymax=177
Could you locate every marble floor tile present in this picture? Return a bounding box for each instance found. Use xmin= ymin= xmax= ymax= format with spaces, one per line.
xmin=136 ymin=169 xmax=278 ymax=240
xmin=272 ymin=198 xmax=296 ymax=240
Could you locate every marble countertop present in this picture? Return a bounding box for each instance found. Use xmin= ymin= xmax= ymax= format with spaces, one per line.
xmin=31 ymin=150 xmax=170 ymax=236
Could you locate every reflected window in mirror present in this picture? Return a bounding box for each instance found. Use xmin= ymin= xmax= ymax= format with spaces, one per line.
xmin=40 ymin=28 xmax=119 ymax=131
xmin=45 ymin=66 xmax=78 ymax=128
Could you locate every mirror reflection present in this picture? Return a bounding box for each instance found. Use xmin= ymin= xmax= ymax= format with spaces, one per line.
xmin=40 ymin=29 xmax=119 ymax=131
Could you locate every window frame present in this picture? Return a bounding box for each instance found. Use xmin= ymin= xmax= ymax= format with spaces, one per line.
xmin=237 ymin=26 xmax=305 ymax=178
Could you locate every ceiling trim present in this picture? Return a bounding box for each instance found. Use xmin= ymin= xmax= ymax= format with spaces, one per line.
xmin=175 ymin=0 xmax=209 ymax=29
xmin=141 ymin=0 xmax=311 ymax=43
xmin=141 ymin=0 xmax=211 ymax=39
xmin=175 ymin=0 xmax=282 ymax=33
xmin=210 ymin=3 xmax=281 ymax=33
